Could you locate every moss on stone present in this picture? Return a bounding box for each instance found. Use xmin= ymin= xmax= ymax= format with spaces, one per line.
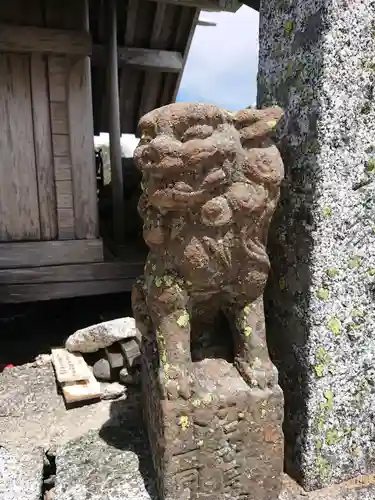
xmin=179 ymin=415 xmax=190 ymax=431
xmin=366 ymin=158 xmax=375 ymax=172
xmin=284 ymin=20 xmax=294 ymax=35
xmin=316 ymin=456 xmax=330 ymax=478
xmin=326 ymin=268 xmax=339 ymax=277
xmin=368 ymin=268 xmax=375 ymax=276
xmin=177 ymin=311 xmax=190 ymax=328
xmin=322 ymin=205 xmax=332 ymax=217
xmin=327 ymin=317 xmax=341 ymax=336
xmin=348 ymin=256 xmax=361 ymax=269
xmin=316 ymin=287 xmax=329 ymax=300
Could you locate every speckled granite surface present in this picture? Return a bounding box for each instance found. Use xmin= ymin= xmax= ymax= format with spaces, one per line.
xmin=258 ymin=0 xmax=375 ymax=491
xmin=0 ymin=447 xmax=44 ymax=500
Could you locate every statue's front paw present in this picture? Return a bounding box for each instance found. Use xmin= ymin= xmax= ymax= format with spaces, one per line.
xmin=159 ymin=363 xmax=194 ymax=400
xmin=235 ymin=358 xmax=278 ymax=390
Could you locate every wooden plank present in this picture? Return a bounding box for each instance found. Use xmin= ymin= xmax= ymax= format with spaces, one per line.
xmin=147 ymin=0 xmax=241 ymax=11
xmin=68 ymin=58 xmax=98 ymax=239
xmin=48 ymin=56 xmax=68 ymax=102
xmin=50 ymin=102 xmax=69 ymax=134
xmin=92 ymin=45 xmax=183 ymax=73
xmin=0 ymin=53 xmax=41 ymax=241
xmin=0 ymin=239 xmax=103 ymax=268
xmin=0 ymin=279 xmax=135 ymax=303
xmin=57 ymin=208 xmax=75 ymax=239
xmin=30 ymin=53 xmax=58 ymax=240
xmin=172 ymin=8 xmax=200 ymax=101
xmin=108 ymin=0 xmax=125 ymax=245
xmin=52 ymin=134 xmax=70 ymax=157
xmin=0 ymin=24 xmax=92 ymax=56
xmin=119 ymin=0 xmax=140 ymax=133
xmin=0 ymin=261 xmax=145 ymax=284
xmin=54 ymin=157 xmax=72 ymax=181
xmin=61 ymin=372 xmax=102 ymax=405
xmin=138 ymin=3 xmax=170 ymax=121
xmin=51 ymin=348 xmax=92 ymax=383
xmin=56 ymin=180 xmax=74 ymax=209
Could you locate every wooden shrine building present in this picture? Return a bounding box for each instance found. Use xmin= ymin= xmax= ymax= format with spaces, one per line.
xmin=0 ymin=0 xmax=241 ymax=303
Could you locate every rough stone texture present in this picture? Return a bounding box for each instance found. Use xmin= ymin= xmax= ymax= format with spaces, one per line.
xmin=65 ymin=317 xmax=137 ymax=353
xmin=132 ymin=102 xmax=285 ymax=499
xmin=54 ymin=425 xmax=157 ymax=500
xmin=258 ymin=0 xmax=375 ymax=491
xmin=0 ymin=362 xmax=139 ymax=452
xmin=0 ymin=446 xmax=44 ymax=500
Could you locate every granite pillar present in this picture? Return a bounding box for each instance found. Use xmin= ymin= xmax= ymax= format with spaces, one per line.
xmin=258 ymin=0 xmax=375 ymax=491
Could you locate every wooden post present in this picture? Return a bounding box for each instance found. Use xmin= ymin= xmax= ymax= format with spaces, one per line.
xmin=108 ymin=0 xmax=124 ymax=245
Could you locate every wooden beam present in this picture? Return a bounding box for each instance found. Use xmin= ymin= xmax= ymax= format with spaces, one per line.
xmin=68 ymin=0 xmax=99 ymax=240
xmin=0 ymin=240 xmax=103 ymax=269
xmin=172 ymin=9 xmax=200 ymax=101
xmin=0 ymin=24 xmax=92 ymax=56
xmin=146 ymin=0 xmax=241 ymax=12
xmin=108 ymin=0 xmax=125 ymax=245
xmin=0 ymin=261 xmax=144 ymax=284
xmin=92 ymin=45 xmax=183 ymax=73
xmin=0 ymin=279 xmax=135 ymax=303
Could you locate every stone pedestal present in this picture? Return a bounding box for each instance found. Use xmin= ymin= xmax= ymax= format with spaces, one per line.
xmin=142 ymin=349 xmax=283 ymax=500
xmin=258 ymin=0 xmax=375 ymax=492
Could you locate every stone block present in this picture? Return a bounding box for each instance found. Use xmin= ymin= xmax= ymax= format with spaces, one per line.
xmin=142 ymin=355 xmax=283 ymax=500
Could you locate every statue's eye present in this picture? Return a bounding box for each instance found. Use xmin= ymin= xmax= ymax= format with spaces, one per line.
xmin=181 ymin=125 xmax=213 ymax=142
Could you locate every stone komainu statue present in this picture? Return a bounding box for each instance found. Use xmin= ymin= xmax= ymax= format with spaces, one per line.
xmin=132 ymin=102 xmax=285 ymax=500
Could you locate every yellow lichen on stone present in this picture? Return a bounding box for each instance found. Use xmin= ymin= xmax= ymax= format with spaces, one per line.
xmin=327 ymin=317 xmax=341 ymax=336
xmin=267 ymin=119 xmax=277 ymax=129
xmin=177 ymin=311 xmax=190 ymax=328
xmin=163 ymin=275 xmax=174 ymax=287
xmin=179 ymin=415 xmax=190 ymax=431
xmin=279 ymin=277 xmax=286 ymax=290
xmin=244 ymin=326 xmax=253 ymax=337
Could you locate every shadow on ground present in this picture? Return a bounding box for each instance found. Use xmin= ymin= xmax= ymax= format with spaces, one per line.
xmin=99 ymin=387 xmax=159 ymax=500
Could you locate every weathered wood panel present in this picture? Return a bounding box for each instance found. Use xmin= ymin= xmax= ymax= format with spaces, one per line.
xmin=48 ymin=57 xmax=68 ymax=102
xmin=68 ymin=59 xmax=98 ymax=239
xmin=0 ymin=240 xmax=103 ymax=268
xmin=0 ymin=279 xmax=134 ymax=303
xmin=0 ymin=24 xmax=92 ymax=56
xmin=0 ymin=53 xmax=41 ymax=241
xmin=54 ymin=157 xmax=72 ymax=181
xmin=52 ymin=134 xmax=70 ymax=157
xmin=92 ymin=45 xmax=183 ymax=72
xmin=56 ymin=208 xmax=75 ymax=240
xmin=30 ymin=53 xmax=57 ymax=240
xmin=0 ymin=261 xmax=144 ymax=284
xmin=50 ymin=102 xmax=69 ymax=134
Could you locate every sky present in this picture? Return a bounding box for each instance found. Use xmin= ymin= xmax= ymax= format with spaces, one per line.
xmin=177 ymin=5 xmax=259 ymax=111
xmin=95 ymin=5 xmax=259 ymax=152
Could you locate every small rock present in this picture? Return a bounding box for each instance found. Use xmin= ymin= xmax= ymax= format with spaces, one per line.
xmin=105 ymin=345 xmax=125 ymax=369
xmin=119 ymin=338 xmax=141 ymax=368
xmin=119 ymin=368 xmax=141 ymax=386
xmin=33 ymin=354 xmax=52 ymax=367
xmin=93 ymin=358 xmax=112 ymax=381
xmin=100 ymin=382 xmax=126 ymax=400
xmin=65 ymin=317 xmax=137 ymax=353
